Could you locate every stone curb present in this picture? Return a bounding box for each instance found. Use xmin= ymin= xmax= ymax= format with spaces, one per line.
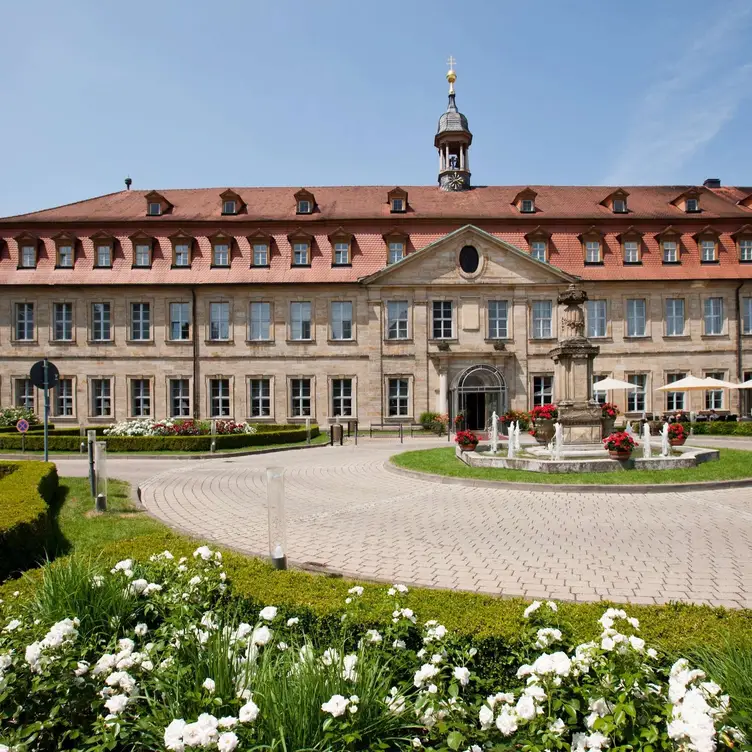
xmin=384 ymin=459 xmax=752 ymax=494
xmin=0 ymin=442 xmax=328 ymax=462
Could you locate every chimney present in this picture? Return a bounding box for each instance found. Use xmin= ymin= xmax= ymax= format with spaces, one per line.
xmin=703 ymin=178 xmax=721 ymax=188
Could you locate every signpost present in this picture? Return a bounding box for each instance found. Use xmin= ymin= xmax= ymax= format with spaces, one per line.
xmin=29 ymin=359 xmax=59 ymax=463
xmin=16 ymin=418 xmax=29 ymax=453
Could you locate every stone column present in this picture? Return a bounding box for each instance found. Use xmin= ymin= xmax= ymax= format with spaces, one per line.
xmin=438 ymin=369 xmax=448 ymax=413
xmin=459 ymin=146 xmax=464 ymax=170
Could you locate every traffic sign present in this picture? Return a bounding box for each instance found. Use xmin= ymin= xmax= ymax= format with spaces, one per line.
xmin=30 ymin=360 xmax=59 ymax=390
xmin=16 ymin=419 xmax=29 ymax=434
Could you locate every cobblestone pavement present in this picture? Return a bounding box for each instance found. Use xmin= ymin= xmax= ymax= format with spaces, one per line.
xmin=132 ymin=439 xmax=752 ymax=608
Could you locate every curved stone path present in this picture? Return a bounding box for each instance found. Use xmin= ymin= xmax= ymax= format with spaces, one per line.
xmin=133 ymin=440 xmax=752 ymax=608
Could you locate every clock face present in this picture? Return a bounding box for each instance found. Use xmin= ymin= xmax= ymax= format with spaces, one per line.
xmin=447 ymin=172 xmax=464 ymax=191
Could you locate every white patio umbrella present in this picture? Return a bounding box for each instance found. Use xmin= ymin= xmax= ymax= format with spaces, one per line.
xmin=739 ymin=379 xmax=752 ymax=389
xmin=701 ymin=377 xmax=742 ymax=389
xmin=592 ymin=377 xmax=637 ymax=391
xmin=656 ymin=375 xmax=710 ymax=391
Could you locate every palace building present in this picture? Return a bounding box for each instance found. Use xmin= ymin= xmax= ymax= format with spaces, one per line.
xmin=1 ymin=66 xmax=751 ymax=430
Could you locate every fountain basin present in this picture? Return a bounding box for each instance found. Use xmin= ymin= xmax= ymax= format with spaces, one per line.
xmin=456 ymin=444 xmax=719 ymax=473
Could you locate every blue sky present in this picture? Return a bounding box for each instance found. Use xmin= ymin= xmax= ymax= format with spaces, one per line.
xmin=1 ymin=0 xmax=751 ymax=216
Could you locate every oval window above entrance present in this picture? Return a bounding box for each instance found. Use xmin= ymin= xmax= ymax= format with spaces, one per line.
xmin=459 ymin=245 xmax=479 ymax=274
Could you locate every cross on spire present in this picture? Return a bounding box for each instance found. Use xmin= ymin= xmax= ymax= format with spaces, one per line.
xmin=446 ymin=55 xmax=456 ymax=71
xmin=446 ymin=55 xmax=457 ymax=93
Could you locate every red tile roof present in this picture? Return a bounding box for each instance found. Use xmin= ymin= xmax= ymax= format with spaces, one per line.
xmin=0 ymin=185 xmax=751 ymax=285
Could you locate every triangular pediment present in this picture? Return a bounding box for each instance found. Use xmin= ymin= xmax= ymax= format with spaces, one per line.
xmin=360 ymin=225 xmax=577 ymax=286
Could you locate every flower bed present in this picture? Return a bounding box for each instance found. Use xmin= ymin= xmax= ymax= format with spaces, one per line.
xmin=454 ymin=430 xmax=479 ymax=449
xmin=0 ymin=406 xmax=39 ymax=427
xmin=603 ymin=431 xmax=636 ymax=455
xmin=0 ymin=546 xmax=746 ymax=751
xmin=0 ymin=461 xmax=58 ymax=580
xmin=530 ymin=403 xmax=558 ymax=421
xmin=104 ymin=419 xmax=257 ymax=437
xmin=0 ymin=425 xmax=319 ymax=452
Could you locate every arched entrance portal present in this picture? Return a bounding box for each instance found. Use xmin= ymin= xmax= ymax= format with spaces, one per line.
xmin=452 ymin=365 xmax=507 ymax=431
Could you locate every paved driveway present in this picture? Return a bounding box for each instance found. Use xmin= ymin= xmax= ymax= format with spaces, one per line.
xmin=124 ymin=439 xmax=752 ymax=608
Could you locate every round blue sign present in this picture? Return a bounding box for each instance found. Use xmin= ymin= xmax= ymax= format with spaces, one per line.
xmin=16 ymin=419 xmax=29 ymax=434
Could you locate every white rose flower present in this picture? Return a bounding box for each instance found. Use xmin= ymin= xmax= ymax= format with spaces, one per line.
xmin=259 ymin=606 xmax=278 ymax=621
xmin=286 ymin=617 xmax=300 ymax=627
xmin=453 ymin=666 xmax=471 ymax=685
xmin=203 ymin=677 xmax=216 ymax=693
xmin=164 ymin=719 xmax=187 ymax=752
xmin=104 ymin=694 xmax=129 ymax=715
xmin=365 ymin=629 xmax=382 ymax=643
xmin=523 ymin=601 xmax=542 ymax=618
xmin=479 ymin=704 xmax=494 ymax=730
xmin=239 ymin=699 xmax=259 ymax=723
xmin=495 ymin=705 xmax=518 ymax=736
xmin=347 ymin=586 xmax=364 ymax=596
xmin=321 ymin=694 xmax=349 ymax=717
xmin=217 ymin=731 xmax=239 ymax=752
xmin=218 ymin=716 xmax=238 ymax=729
xmin=193 ymin=546 xmax=213 ymax=560
xmin=134 ymin=623 xmax=148 ymax=637
xmin=252 ymin=625 xmax=272 ymax=646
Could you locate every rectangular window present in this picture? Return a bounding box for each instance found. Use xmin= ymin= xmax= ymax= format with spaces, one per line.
xmin=331 ymin=301 xmax=353 ymax=340
xmin=209 ymin=302 xmax=230 ymax=341
xmin=174 ymin=244 xmax=190 ymax=267
xmin=91 ymin=303 xmax=111 ymax=341
xmin=388 ymin=378 xmax=409 ymax=417
xmin=704 ymin=371 xmax=724 ymax=410
xmin=130 ymin=302 xmax=151 ymax=341
xmin=297 ymin=200 xmax=311 ymax=214
xmin=626 ymin=298 xmax=647 ymax=337
xmin=333 ymin=242 xmax=350 ymax=265
xmin=665 ymin=298 xmax=685 ymax=336
xmin=290 ymin=302 xmax=312 ymax=340
xmin=91 ymin=378 xmax=112 ymax=417
xmin=701 ymin=239 xmax=717 ymax=262
xmin=623 ymin=240 xmax=640 ymax=263
xmin=290 ymin=378 xmax=311 ymax=417
xmin=532 ymin=375 xmax=553 ymax=407
xmin=20 ymin=245 xmax=36 ymax=268
xmin=743 ymin=297 xmax=752 ymax=335
xmin=210 ymin=378 xmax=231 ymax=417
xmin=388 ymin=242 xmax=404 ymax=265
xmin=96 ymin=245 xmax=112 ymax=267
xmin=586 ymin=300 xmax=607 ymax=338
xmin=292 ymin=243 xmax=309 ymax=266
xmin=613 ymin=198 xmax=627 ymax=213
xmin=15 ymin=302 xmax=34 ymax=341
xmin=213 ymin=244 xmax=230 ymax=267
xmin=531 ymin=300 xmax=553 ymax=339
xmin=530 ymin=241 xmax=547 ymax=263
xmin=169 ymin=302 xmax=190 ymax=341
xmin=148 ymin=202 xmax=161 ymax=216
xmin=391 ymin=198 xmax=405 ymax=212
xmin=432 ymin=301 xmax=453 ymax=339
xmin=585 ymin=240 xmax=601 ymax=263
xmin=592 ymin=374 xmax=607 ymax=405
xmin=253 ymin=243 xmax=268 ymax=266
xmin=488 ymin=300 xmax=508 ymax=339
xmin=665 ymin=373 xmax=686 ymax=411
xmin=520 ymin=199 xmax=535 ymax=213
xmin=55 ymin=378 xmax=74 ymax=417
xmin=386 ymin=301 xmax=408 ymax=340
xmin=704 ymin=297 xmax=724 ymax=335
xmin=686 ymin=198 xmax=699 ymax=212
xmin=15 ymin=379 xmax=34 ymax=410
xmin=332 ymin=378 xmax=353 ymax=417
xmin=627 ymin=374 xmax=647 ymax=412
xmin=740 ymin=239 xmax=752 ymax=262
xmin=53 ymin=302 xmax=73 ymax=341
xmin=662 ymin=241 xmax=678 ymax=263
xmin=57 ymin=245 xmax=74 ymax=267
xmin=134 ymin=244 xmax=151 ymax=267
xmin=249 ymin=378 xmax=271 ymax=417
xmin=249 ymin=302 xmax=272 ymax=341
xmin=130 ymin=379 xmax=151 ymax=417
xmin=170 ymin=379 xmax=191 ymax=417
xmin=222 ymin=200 xmax=236 ymax=215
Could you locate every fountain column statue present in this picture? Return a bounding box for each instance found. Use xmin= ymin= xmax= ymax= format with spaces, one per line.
xmin=660 ymin=423 xmax=670 ymax=457
xmin=642 ymin=422 xmax=652 ymax=459
xmin=490 ymin=411 xmax=499 ymax=454
xmin=507 ymin=421 xmax=516 ymax=458
xmin=548 ymin=284 xmax=602 ymax=445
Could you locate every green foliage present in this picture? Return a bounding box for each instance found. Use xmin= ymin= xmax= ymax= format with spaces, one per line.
xmin=0 ymin=406 xmax=40 ymax=427
xmin=690 ymin=421 xmax=752 ymax=436
xmin=392 ymin=446 xmax=752 ymax=484
xmin=419 ymin=411 xmax=440 ymax=428
xmin=0 ymin=425 xmax=319 ymax=452
xmin=0 ymin=460 xmax=58 ymax=579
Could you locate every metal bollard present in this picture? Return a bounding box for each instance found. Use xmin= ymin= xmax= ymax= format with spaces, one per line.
xmin=267 ymin=467 xmax=287 ymax=570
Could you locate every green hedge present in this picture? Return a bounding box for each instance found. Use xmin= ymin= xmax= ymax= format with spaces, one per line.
xmin=690 ymin=421 xmax=752 ymax=436
xmin=0 ymin=424 xmax=54 ymax=434
xmin=0 ymin=461 xmax=58 ymax=580
xmin=0 ymin=426 xmax=319 ymax=452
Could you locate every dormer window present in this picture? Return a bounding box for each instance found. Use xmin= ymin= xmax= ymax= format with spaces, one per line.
xmin=219 ymin=189 xmax=244 ymax=216
xmin=144 ymin=191 xmax=171 ymax=217
xmin=222 ymin=200 xmax=237 ymax=215
xmin=579 ymin=228 xmax=604 ymax=265
xmin=686 ymin=198 xmax=699 ymax=213
xmin=169 ymin=231 xmax=193 ymax=268
xmin=732 ymin=226 xmax=752 ymax=262
xmin=524 ymin=227 xmax=551 ymax=263
xmin=513 ymin=188 xmax=538 ymax=214
xmin=613 ymin=198 xmax=627 ymax=213
xmin=297 ymin=199 xmax=311 ymax=214
xmin=293 ymin=243 xmax=309 ymax=265
xmin=20 ymin=245 xmax=36 ymax=268
xmin=383 ymin=230 xmax=409 ymax=265
xmin=656 ymin=227 xmax=681 ymax=264
xmin=700 ymin=239 xmax=717 ymax=262
xmin=294 ymin=188 xmax=315 ymax=215
xmin=391 ymin=198 xmax=404 ymax=213
xmin=520 ymin=199 xmax=535 ymax=213
xmin=91 ymin=232 xmax=114 ymax=268
xmin=209 ymin=232 xmax=233 ymax=267
xmin=387 ymin=187 xmax=408 ymax=213
xmin=147 ymin=202 xmax=162 ymax=216
xmin=600 ymin=189 xmax=630 ymax=214
xmin=616 ymin=227 xmax=642 ymax=265
xmin=96 ymin=244 xmax=112 ymax=267
xmin=329 ymin=228 xmax=352 ymax=266
xmin=53 ymin=233 xmax=76 ymax=268
xmin=129 ymin=232 xmax=153 ymax=268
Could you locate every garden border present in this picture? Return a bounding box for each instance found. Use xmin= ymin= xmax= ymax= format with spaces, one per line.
xmin=385 ymin=456 xmax=752 ymax=493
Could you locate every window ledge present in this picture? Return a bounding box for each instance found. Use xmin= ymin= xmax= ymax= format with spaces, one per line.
xmin=205 ymin=340 xmax=235 ymax=345
xmin=11 ymin=340 xmax=39 ymax=345
xmin=588 ymin=336 xmax=613 ymax=343
xmin=429 ymin=338 xmax=459 ymax=345
xmin=16 ymin=266 xmax=37 ymax=270
xmin=529 ymin=337 xmax=557 ymax=343
xmin=327 ymin=339 xmax=357 ymax=344
xmin=484 ymin=338 xmax=512 ymax=344
xmin=286 ymin=339 xmax=316 ymax=344
xmin=210 ymin=264 xmax=231 ymax=269
xmin=623 ymin=261 xmax=643 ymax=266
xmin=384 ymin=338 xmax=413 ymax=344
xmin=584 ymin=261 xmax=604 ymax=266
xmin=126 ymin=339 xmax=155 ymax=345
xmin=250 ymin=264 xmax=271 ymax=269
xmin=86 ymin=417 xmax=114 ymax=422
xmin=165 ymin=339 xmax=192 ymax=345
xmin=286 ymin=416 xmax=314 ymax=423
xmin=132 ymin=265 xmax=153 ymax=270
xmin=662 ymin=261 xmax=682 ymax=265
xmin=87 ymin=340 xmax=115 ymax=345
xmin=701 ymin=334 xmax=729 ymax=340
xmin=291 ymin=264 xmax=312 ymax=269
xmin=93 ymin=265 xmax=113 ymax=270
xmin=246 ymin=416 xmax=276 ymax=422
xmin=171 ymin=265 xmax=192 ymax=270
xmin=624 ymin=336 xmax=652 ymax=340
xmin=50 ymin=340 xmax=76 ymax=345
xmin=54 ymin=266 xmax=75 ymax=270
xmin=700 ymin=260 xmax=720 ymax=265
xmin=384 ymin=417 xmax=413 ymax=424
xmin=332 ymin=263 xmax=352 ymax=268
xmin=246 ymin=339 xmax=275 ymax=345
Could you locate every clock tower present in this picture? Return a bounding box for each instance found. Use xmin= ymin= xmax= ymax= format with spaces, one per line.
xmin=435 ymin=58 xmax=472 ymax=191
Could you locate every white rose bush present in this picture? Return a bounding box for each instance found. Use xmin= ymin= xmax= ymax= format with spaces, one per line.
xmin=0 ymin=552 xmax=747 ymax=751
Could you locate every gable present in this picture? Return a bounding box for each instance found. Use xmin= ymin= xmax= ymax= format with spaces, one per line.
xmin=360 ymin=225 xmax=576 ymax=286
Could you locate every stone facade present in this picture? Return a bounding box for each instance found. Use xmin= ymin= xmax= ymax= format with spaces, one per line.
xmin=1 ymin=226 xmax=750 ymax=428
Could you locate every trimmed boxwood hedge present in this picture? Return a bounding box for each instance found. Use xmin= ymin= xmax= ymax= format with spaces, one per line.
xmin=0 ymin=425 xmax=319 ymax=452
xmin=0 ymin=424 xmax=53 ymax=434
xmin=690 ymin=421 xmax=752 ymax=436
xmin=0 ymin=460 xmax=58 ymax=580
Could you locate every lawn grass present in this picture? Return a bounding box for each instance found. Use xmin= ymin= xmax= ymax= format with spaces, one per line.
xmin=391 ymin=446 xmax=752 ymax=484
xmin=0 ymin=431 xmax=330 ymax=456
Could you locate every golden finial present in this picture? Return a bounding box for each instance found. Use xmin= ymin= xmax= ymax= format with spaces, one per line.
xmin=446 ymin=55 xmax=456 ymax=94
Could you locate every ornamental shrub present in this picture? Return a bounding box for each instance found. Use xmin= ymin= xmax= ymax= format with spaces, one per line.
xmin=503 ymin=409 xmax=531 ymax=430
xmin=0 ymin=406 xmax=40 ymax=427
xmin=601 ymin=402 xmax=620 ymax=419
xmin=530 ymin=404 xmax=558 ymax=421
xmin=419 ymin=411 xmax=440 ymax=429
xmin=603 ymin=431 xmax=636 ymax=453
xmin=0 ymin=460 xmax=58 ymax=579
